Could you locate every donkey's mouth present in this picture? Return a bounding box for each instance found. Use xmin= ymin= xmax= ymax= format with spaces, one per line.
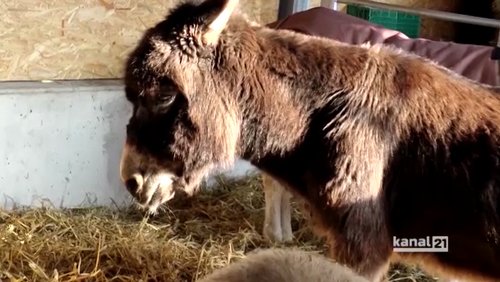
xmin=126 ymin=171 xmax=178 ymax=214
xmin=139 ymin=186 xmax=176 ymax=215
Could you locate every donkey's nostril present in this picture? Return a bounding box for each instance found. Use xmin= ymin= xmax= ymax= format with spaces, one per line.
xmin=125 ymin=178 xmax=139 ymax=194
xmin=125 ymin=174 xmax=143 ymax=195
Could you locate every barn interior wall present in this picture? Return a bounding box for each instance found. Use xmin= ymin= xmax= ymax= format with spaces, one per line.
xmin=0 ymin=0 xmax=284 ymax=81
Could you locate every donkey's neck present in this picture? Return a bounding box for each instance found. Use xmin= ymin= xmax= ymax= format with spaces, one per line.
xmin=234 ymin=26 xmax=369 ymax=163
xmin=235 ymin=78 xmax=310 ymax=162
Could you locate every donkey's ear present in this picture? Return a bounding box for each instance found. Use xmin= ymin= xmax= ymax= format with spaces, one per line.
xmin=199 ymin=0 xmax=239 ymax=46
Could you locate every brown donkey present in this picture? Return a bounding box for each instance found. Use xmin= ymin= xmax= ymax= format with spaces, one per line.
xmin=119 ymin=0 xmax=500 ymax=280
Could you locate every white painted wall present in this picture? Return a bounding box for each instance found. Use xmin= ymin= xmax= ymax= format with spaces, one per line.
xmin=0 ymin=79 xmax=256 ymax=210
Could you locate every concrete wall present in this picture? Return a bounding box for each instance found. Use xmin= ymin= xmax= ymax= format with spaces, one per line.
xmin=0 ymin=79 xmax=256 ymax=210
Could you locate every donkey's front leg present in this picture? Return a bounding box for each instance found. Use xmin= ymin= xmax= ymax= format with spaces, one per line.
xmin=262 ymin=172 xmax=293 ymax=242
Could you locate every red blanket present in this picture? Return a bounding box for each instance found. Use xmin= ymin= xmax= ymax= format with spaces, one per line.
xmin=268 ymin=7 xmax=500 ymax=86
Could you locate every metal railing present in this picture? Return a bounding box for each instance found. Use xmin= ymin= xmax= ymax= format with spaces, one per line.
xmin=323 ymin=0 xmax=500 ymax=29
xmin=279 ymin=0 xmax=500 ymax=46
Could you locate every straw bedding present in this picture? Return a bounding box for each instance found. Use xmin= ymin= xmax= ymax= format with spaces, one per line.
xmin=1 ymin=175 xmax=437 ymax=282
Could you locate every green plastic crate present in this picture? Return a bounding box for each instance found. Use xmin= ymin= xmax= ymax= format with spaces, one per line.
xmin=346 ymin=4 xmax=421 ymax=38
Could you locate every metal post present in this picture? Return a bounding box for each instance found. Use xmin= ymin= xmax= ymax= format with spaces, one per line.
xmin=320 ymin=0 xmax=338 ymax=10
xmin=497 ymin=29 xmax=500 ymax=47
xmin=278 ymin=0 xmax=310 ymax=20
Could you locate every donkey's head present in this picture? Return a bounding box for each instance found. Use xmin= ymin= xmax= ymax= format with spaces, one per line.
xmin=119 ymin=0 xmax=249 ymax=213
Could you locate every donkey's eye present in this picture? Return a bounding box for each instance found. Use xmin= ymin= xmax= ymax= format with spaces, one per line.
xmin=154 ymin=90 xmax=177 ymax=113
xmin=159 ymin=91 xmax=177 ymax=104
xmin=154 ymin=82 xmax=178 ymax=108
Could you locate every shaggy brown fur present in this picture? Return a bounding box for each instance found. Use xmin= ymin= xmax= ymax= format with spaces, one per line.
xmin=197 ymin=248 xmax=369 ymax=282
xmin=119 ymin=0 xmax=500 ymax=281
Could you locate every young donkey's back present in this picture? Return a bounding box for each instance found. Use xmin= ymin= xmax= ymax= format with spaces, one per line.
xmin=118 ymin=0 xmax=500 ymax=281
xmin=198 ymin=248 xmax=369 ymax=282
